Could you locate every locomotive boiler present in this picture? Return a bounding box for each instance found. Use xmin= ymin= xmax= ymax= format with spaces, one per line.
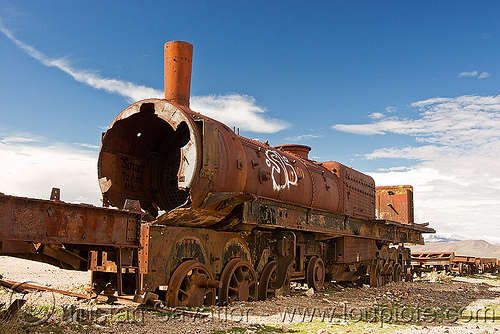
xmin=0 ymin=41 xmax=434 ymax=308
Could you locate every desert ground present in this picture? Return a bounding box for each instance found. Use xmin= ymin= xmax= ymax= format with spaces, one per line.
xmin=1 ymin=256 xmax=500 ymax=334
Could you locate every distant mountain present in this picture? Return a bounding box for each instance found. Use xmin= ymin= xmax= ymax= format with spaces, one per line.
xmin=410 ymin=239 xmax=500 ymax=258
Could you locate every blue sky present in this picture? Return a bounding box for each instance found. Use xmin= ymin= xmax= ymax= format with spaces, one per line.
xmin=1 ymin=1 xmax=499 ymax=243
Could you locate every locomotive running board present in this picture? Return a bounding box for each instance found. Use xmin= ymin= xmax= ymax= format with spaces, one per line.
xmin=243 ymin=198 xmax=435 ymax=245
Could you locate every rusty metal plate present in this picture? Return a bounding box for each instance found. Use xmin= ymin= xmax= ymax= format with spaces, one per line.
xmin=376 ymin=185 xmax=414 ymax=224
xmin=0 ymin=193 xmax=141 ymax=247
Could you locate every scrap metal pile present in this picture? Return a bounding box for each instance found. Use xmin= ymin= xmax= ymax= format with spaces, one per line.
xmin=0 ymin=41 xmax=434 ymax=308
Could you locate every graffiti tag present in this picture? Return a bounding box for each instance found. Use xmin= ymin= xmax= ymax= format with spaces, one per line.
xmin=265 ymin=150 xmax=298 ymax=191
xmin=120 ymin=156 xmax=145 ymax=192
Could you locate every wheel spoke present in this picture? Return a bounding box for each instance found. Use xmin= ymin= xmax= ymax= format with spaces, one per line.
xmin=166 ymin=261 xmax=216 ymax=308
xmin=221 ymin=259 xmax=258 ymax=304
xmin=178 ymin=288 xmax=189 ymax=297
xmin=234 ymin=268 xmax=244 ymax=283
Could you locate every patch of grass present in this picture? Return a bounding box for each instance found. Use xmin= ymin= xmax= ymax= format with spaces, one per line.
xmin=211 ymin=324 xmax=294 ymax=333
xmin=288 ymin=320 xmax=412 ymax=334
xmin=110 ymin=310 xmax=142 ymax=324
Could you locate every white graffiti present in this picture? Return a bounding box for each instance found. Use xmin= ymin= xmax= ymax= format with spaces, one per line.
xmin=265 ymin=150 xmax=298 ymax=191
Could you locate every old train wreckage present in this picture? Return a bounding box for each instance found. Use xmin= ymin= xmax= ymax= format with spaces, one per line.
xmin=0 ymin=41 xmax=434 ymax=308
xmin=411 ymin=252 xmax=499 ymax=276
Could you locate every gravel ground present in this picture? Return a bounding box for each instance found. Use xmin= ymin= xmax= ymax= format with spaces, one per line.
xmin=1 ymin=257 xmax=500 ymax=333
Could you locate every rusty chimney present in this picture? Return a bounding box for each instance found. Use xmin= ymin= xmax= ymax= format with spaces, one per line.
xmin=164 ymin=41 xmax=193 ymax=108
xmin=273 ymin=144 xmax=312 ymax=159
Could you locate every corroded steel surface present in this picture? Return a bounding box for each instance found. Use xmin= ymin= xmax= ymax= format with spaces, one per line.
xmin=411 ymin=252 xmax=455 ymax=266
xmin=0 ymin=193 xmax=141 ymax=247
xmin=164 ymin=41 xmax=193 ymax=108
xmin=97 ymin=100 xmax=351 ymax=227
xmin=376 ymin=185 xmax=414 ymax=224
xmin=411 ymin=252 xmax=500 ymax=275
xmin=243 ymin=198 xmax=432 ymax=244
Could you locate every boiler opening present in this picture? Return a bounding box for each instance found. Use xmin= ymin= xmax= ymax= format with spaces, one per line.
xmin=98 ymin=102 xmax=191 ymax=217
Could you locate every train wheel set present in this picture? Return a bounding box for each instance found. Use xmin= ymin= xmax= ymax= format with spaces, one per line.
xmin=151 ymin=235 xmax=414 ymax=307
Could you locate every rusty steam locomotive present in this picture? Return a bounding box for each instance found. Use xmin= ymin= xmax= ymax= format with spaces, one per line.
xmin=0 ymin=41 xmax=434 ymax=307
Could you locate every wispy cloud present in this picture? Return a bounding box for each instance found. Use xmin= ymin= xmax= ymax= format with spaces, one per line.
xmin=74 ymin=143 xmax=100 ymax=149
xmin=369 ymin=112 xmax=385 ymax=120
xmin=376 ymin=166 xmax=409 ymax=172
xmin=0 ymin=21 xmax=288 ymax=134
xmin=478 ymin=72 xmax=491 ymax=79
xmin=332 ymin=123 xmax=387 ymax=135
xmin=0 ymin=136 xmax=39 ymax=144
xmin=0 ymin=21 xmax=160 ymax=103
xmin=332 ymin=94 xmax=500 ymax=243
xmin=458 ymin=71 xmax=478 ymax=78
xmin=480 ymin=33 xmax=491 ymax=40
xmin=334 ymin=95 xmax=500 ymax=147
xmin=285 ymin=134 xmax=319 ymax=141
xmin=458 ymin=70 xmax=490 ymax=79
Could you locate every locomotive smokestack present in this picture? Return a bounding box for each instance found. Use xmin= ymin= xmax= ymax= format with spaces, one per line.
xmin=164 ymin=41 xmax=193 ymax=108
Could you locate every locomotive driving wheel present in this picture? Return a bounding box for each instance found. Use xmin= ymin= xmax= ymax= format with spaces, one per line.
xmin=165 ymin=260 xmax=218 ymax=307
xmin=306 ymin=256 xmax=325 ymax=291
xmin=370 ymin=262 xmax=384 ymax=287
xmin=383 ymin=263 xmax=394 ymax=285
xmin=258 ymin=261 xmax=291 ymax=301
xmin=393 ymin=264 xmax=402 ymax=283
xmin=219 ymin=258 xmax=258 ymax=305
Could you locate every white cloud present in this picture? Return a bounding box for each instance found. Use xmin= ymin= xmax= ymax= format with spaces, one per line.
xmin=0 ymin=21 xmax=288 ymax=134
xmin=75 ymin=142 xmax=100 ymax=149
xmin=333 ymin=94 xmax=500 ymax=243
xmin=458 ymin=71 xmax=491 ymax=79
xmin=376 ymin=166 xmax=409 ymax=172
xmin=0 ymin=135 xmax=39 ymax=144
xmin=0 ymin=22 xmax=160 ymax=103
xmin=478 ymin=72 xmax=491 ymax=79
xmin=285 ymin=134 xmax=319 ymax=141
xmin=458 ymin=71 xmax=478 ymax=78
xmin=335 ymin=95 xmax=500 ymax=148
xmin=332 ymin=123 xmax=387 ymax=135
xmin=0 ymin=134 xmax=101 ymax=205
xmin=369 ymin=112 xmax=385 ymax=119
xmin=191 ymin=94 xmax=289 ymax=133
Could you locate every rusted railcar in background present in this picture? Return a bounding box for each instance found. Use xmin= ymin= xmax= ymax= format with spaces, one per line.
xmin=0 ymin=41 xmax=434 ymax=308
xmin=411 ymin=252 xmax=499 ymax=276
xmin=476 ymin=257 xmax=498 ymax=274
xmin=450 ymin=255 xmax=478 ymax=275
xmin=411 ymin=252 xmax=455 ymax=276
